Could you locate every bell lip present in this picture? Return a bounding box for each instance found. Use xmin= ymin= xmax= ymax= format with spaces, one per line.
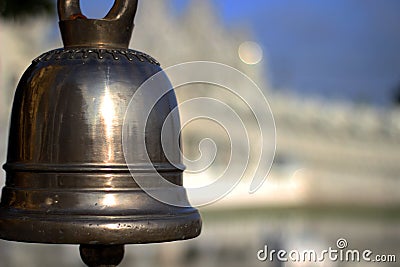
xmin=0 ymin=209 xmax=202 ymax=245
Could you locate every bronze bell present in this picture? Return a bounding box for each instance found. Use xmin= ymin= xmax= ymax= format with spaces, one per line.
xmin=0 ymin=0 xmax=201 ymax=266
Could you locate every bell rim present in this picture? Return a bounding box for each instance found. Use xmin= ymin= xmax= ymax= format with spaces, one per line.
xmin=0 ymin=209 xmax=201 ymax=245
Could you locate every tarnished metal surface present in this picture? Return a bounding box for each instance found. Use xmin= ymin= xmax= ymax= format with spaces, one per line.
xmin=0 ymin=0 xmax=201 ymax=250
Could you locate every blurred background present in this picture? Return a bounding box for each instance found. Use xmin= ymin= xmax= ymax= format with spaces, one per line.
xmin=1 ymin=0 xmax=400 ymax=266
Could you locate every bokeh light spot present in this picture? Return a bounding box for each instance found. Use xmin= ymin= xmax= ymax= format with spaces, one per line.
xmin=238 ymin=41 xmax=263 ymax=65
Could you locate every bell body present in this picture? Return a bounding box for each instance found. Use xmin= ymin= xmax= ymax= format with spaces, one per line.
xmin=0 ymin=32 xmax=201 ymax=245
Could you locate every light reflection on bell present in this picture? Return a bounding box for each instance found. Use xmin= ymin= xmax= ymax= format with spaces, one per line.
xmin=0 ymin=0 xmax=201 ymax=256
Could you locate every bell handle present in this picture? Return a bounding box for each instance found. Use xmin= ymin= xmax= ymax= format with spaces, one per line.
xmin=58 ymin=0 xmax=139 ymax=49
xmin=58 ymin=0 xmax=82 ymax=21
xmin=58 ymin=0 xmax=138 ymax=22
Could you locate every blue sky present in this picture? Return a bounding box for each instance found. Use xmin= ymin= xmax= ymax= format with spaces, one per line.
xmin=80 ymin=0 xmax=400 ymax=107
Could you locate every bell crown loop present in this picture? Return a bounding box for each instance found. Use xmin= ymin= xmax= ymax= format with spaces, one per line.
xmin=58 ymin=0 xmax=138 ymax=49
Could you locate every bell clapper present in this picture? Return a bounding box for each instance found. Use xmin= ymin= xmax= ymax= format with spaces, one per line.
xmin=80 ymin=245 xmax=125 ymax=267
